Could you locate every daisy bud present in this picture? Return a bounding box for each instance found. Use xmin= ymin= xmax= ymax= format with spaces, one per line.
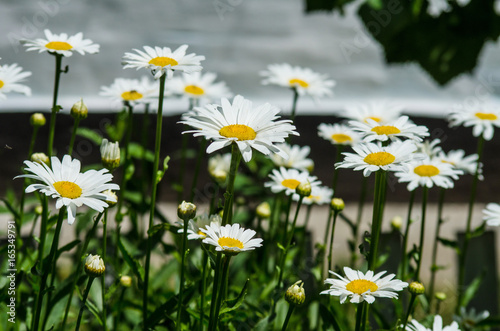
xmin=296 ymin=181 xmax=312 ymax=197
xmin=84 ymin=254 xmax=105 ymax=278
xmin=210 ymin=169 xmax=227 ymax=184
xmin=330 ymin=198 xmax=345 ymax=212
xmin=34 ymin=205 xmax=43 ymax=215
xmin=256 ymin=201 xmax=271 ymax=219
xmin=390 ymin=216 xmax=403 ymax=231
xmin=71 ymin=98 xmax=88 ymax=120
xmin=100 ymin=139 xmax=120 ymax=171
xmin=30 ymin=113 xmax=46 ymax=127
xmin=120 ymin=275 xmax=132 ymax=288
xmin=236 ymin=196 xmax=246 ymax=206
xmin=178 ymin=201 xmax=197 ymax=221
xmin=31 ymin=152 xmax=50 ymax=165
xmin=102 ymin=190 xmax=118 ymax=207
xmin=435 ymin=292 xmax=447 ymax=301
xmin=408 ymin=281 xmax=425 ymax=295
xmin=285 ymin=280 xmax=305 ymax=306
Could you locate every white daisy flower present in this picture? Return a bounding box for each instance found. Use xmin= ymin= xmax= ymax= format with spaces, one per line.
xmin=0 ymin=63 xmax=32 ymax=99
xmin=269 ymin=143 xmax=314 ymax=172
xmin=318 ymin=123 xmax=361 ymax=146
xmin=180 ymin=95 xmax=299 ymax=163
xmin=122 ymin=45 xmax=205 ymax=79
xmin=177 ymin=214 xmax=222 ymax=240
xmin=260 ymin=63 xmax=335 ymax=99
xmin=166 ymin=71 xmax=232 ymax=102
xmin=15 ymin=155 xmax=119 ymax=225
xmin=21 ymin=29 xmax=99 ymax=57
xmin=454 ymin=306 xmax=490 ymax=330
xmin=336 ymin=140 xmax=419 ymax=177
xmin=349 ymin=116 xmax=430 ymax=143
xmin=99 ymin=76 xmax=158 ymax=105
xmin=264 ymin=167 xmax=321 ymax=196
xmin=483 ymin=203 xmax=500 ymax=227
xmin=416 ymin=139 xmax=443 ymax=160
xmin=341 ymin=100 xmax=403 ymax=125
xmin=406 ymin=315 xmax=460 ymax=331
xmin=395 ymin=158 xmax=463 ymax=191
xmin=448 ymin=104 xmax=500 ymax=141
xmin=320 ymin=266 xmax=408 ymax=304
xmin=201 ymin=223 xmax=263 ymax=254
xmin=294 ymin=185 xmax=333 ymax=205
xmin=437 ymin=149 xmax=482 ymax=178
xmin=208 ymin=153 xmax=232 ymax=184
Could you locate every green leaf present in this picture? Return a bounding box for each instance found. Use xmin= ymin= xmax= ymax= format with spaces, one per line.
xmin=461 ymin=272 xmax=484 ymax=307
xmin=76 ymin=127 xmax=103 ymax=145
xmin=219 ymin=279 xmax=249 ymax=315
xmin=1 ymin=198 xmax=20 ymax=221
xmin=471 ymin=222 xmax=486 ymax=238
xmin=118 ymin=237 xmax=145 ymax=285
xmin=56 ymin=239 xmax=81 ymax=259
xmin=319 ymin=303 xmax=343 ymax=331
xmin=124 ymin=162 xmax=135 ymax=181
xmin=128 ymin=142 xmax=154 ymax=162
xmin=156 ymin=156 xmax=170 ymax=183
xmin=437 ymin=237 xmax=460 ymax=253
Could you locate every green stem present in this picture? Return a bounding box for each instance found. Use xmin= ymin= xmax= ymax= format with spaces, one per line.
xmin=368 ymin=171 xmax=387 ymax=270
xmin=322 ymin=210 xmax=334 ymax=278
xmin=75 ymin=277 xmax=95 ymax=331
xmin=102 ymin=210 xmax=108 ymax=331
xmin=212 ymin=255 xmax=231 ymax=331
xmin=67 ymin=117 xmax=81 ymax=156
xmin=303 ymin=203 xmax=313 ymax=229
xmin=281 ymin=194 xmax=294 ymax=244
xmin=141 ymin=103 xmax=151 ymax=207
xmin=428 ymin=188 xmax=446 ymax=310
xmin=113 ymin=288 xmax=126 ymax=331
xmin=199 ymin=250 xmax=208 ymax=331
xmin=19 ymin=126 xmax=40 ymax=227
xmin=221 ymin=143 xmax=241 ymax=226
xmin=178 ymin=124 xmax=189 ymax=204
xmin=415 ymin=186 xmax=429 ymax=282
xmin=351 ymin=175 xmax=368 ymax=268
xmin=281 ymin=305 xmax=295 ymax=331
xmin=289 ymin=89 xmax=299 ymax=123
xmin=328 ymin=211 xmax=340 ymax=271
xmin=47 ymin=53 xmax=64 ymax=157
xmin=189 ymin=138 xmax=207 ymax=201
xmin=143 ymin=74 xmax=167 ymax=330
xmin=60 ymin=212 xmax=103 ymax=331
xmin=208 ymin=252 xmax=223 ymax=331
xmin=176 ymin=216 xmax=191 ymax=330
xmin=32 ymin=208 xmax=65 ymax=331
xmin=456 ymin=135 xmax=485 ymax=312
xmin=400 ymin=190 xmax=416 ymax=281
xmin=402 ymin=294 xmax=418 ymax=330
xmin=354 ymin=302 xmax=366 ymax=331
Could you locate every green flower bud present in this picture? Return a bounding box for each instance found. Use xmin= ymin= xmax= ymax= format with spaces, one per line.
xmin=285 ymin=280 xmax=305 ymax=306
xmin=30 ymin=113 xmax=46 ymax=127
xmin=330 ymin=198 xmax=345 ymax=212
xmin=120 ymin=275 xmax=132 ymax=288
xmin=100 ymin=139 xmax=120 ymax=171
xmin=408 ymin=281 xmax=425 ymax=295
xmin=178 ymin=201 xmax=197 ymax=221
xmin=84 ymin=254 xmax=105 ymax=278
xmin=102 ymin=190 xmax=118 ymax=207
xmin=296 ymin=181 xmax=312 ymax=197
xmin=390 ymin=216 xmax=403 ymax=231
xmin=435 ymin=292 xmax=447 ymax=301
xmin=31 ymin=152 xmax=50 ymax=165
xmin=71 ymin=98 xmax=88 ymax=120
xmin=256 ymin=201 xmax=271 ymax=219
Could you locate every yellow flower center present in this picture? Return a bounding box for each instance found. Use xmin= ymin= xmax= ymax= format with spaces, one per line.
xmin=289 ymin=78 xmax=309 ymax=88
xmin=45 ymin=41 xmax=73 ymax=51
xmin=197 ymin=231 xmax=207 ymax=239
xmin=148 ymin=56 xmax=178 ymax=67
xmin=121 ymin=90 xmax=143 ymax=101
xmin=218 ymin=237 xmax=244 ymax=249
xmin=219 ymin=124 xmax=256 ymax=141
xmin=282 ymin=179 xmax=301 ymax=190
xmin=414 ymin=165 xmax=440 ymax=177
xmin=0 ymin=80 xmax=4 ymax=88
xmin=475 ymin=112 xmax=498 ymax=121
xmin=371 ymin=125 xmax=401 ymax=135
xmin=184 ymin=85 xmax=205 ymax=95
xmin=331 ymin=134 xmax=352 ymax=143
xmin=346 ymin=279 xmax=378 ymax=294
xmin=53 ymin=181 xmax=82 ymax=199
xmin=363 ymin=152 xmax=396 ymax=166
xmin=365 ymin=116 xmax=382 ymax=123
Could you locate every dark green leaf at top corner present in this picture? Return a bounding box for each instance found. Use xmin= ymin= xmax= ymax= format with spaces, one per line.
xmin=357 ymin=0 xmax=500 ymax=85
